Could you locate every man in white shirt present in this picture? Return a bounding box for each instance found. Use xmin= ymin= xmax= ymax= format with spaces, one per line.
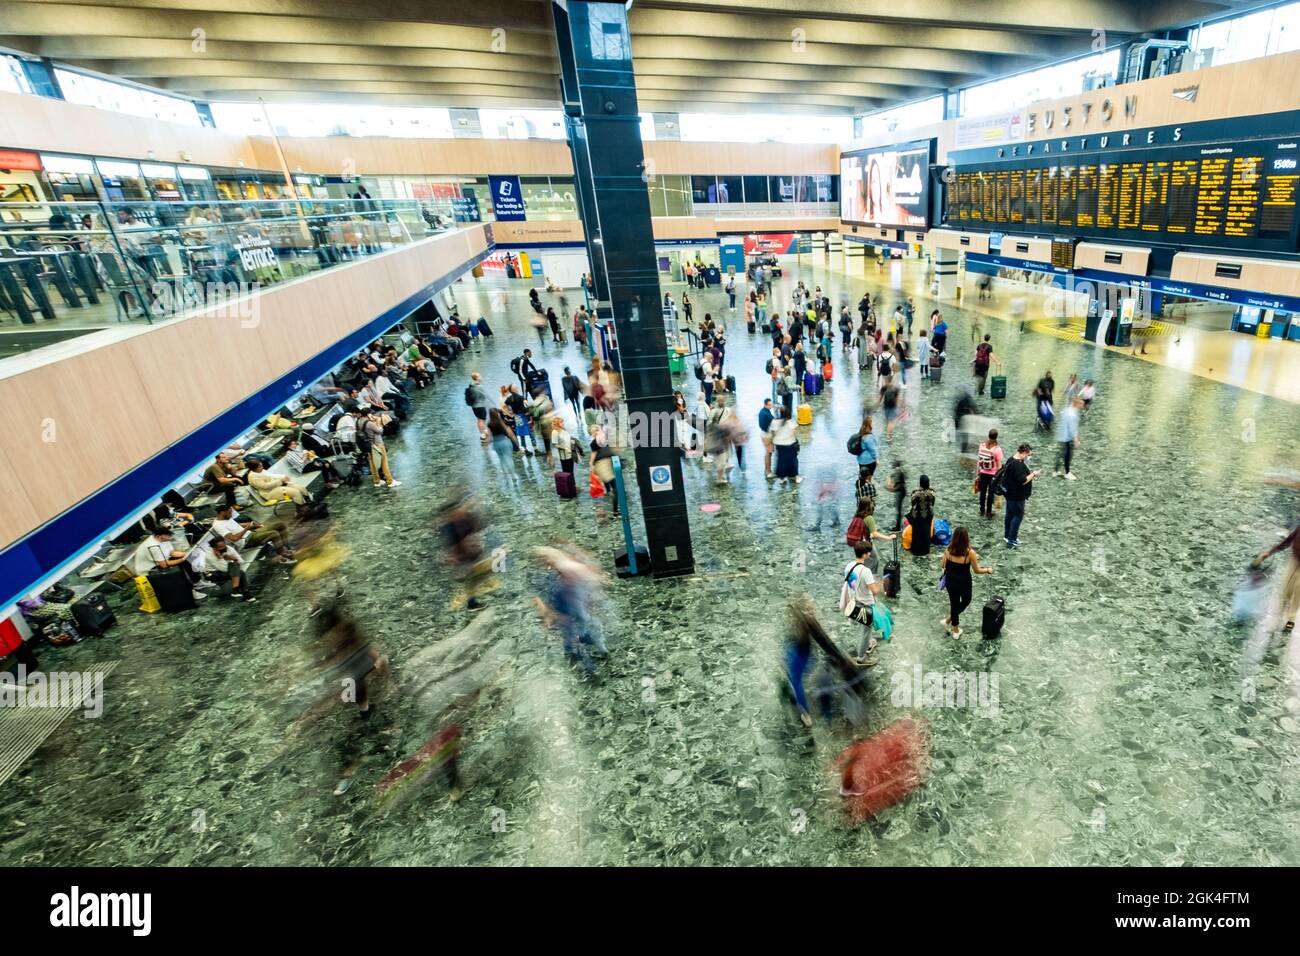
xmin=200 ymin=537 xmax=255 ymax=601
xmin=134 ymin=529 xmax=207 ymax=601
xmin=212 ymin=504 xmax=296 ymax=563
xmin=333 ymin=409 xmax=358 ymax=450
xmin=134 ymin=529 xmax=188 ymax=577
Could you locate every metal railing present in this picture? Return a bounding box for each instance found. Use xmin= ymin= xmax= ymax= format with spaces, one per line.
xmin=0 ymin=198 xmax=456 ymax=356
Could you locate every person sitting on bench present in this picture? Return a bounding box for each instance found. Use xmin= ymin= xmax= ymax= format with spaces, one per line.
xmin=212 ymin=504 xmax=296 ymax=564
xmin=284 ymin=437 xmax=339 ymax=490
xmin=203 ymin=452 xmax=246 ymax=507
xmin=244 ymin=458 xmax=313 ymax=507
xmin=200 ymin=537 xmax=256 ymax=602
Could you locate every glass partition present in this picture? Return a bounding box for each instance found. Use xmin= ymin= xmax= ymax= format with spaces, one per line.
xmin=0 ymin=198 xmax=454 ymax=362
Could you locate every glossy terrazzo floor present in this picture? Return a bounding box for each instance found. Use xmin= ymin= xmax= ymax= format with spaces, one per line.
xmin=3 ymin=257 xmax=1298 ymax=866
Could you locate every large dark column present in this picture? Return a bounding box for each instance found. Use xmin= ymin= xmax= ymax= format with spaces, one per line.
xmin=552 ymin=0 xmax=694 ymax=578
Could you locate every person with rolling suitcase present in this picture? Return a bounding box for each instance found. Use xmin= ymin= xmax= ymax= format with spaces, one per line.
xmin=133 ymin=528 xmax=205 ymax=606
xmin=551 ymin=416 xmax=577 ymax=499
xmin=939 ymin=526 xmax=994 ymax=638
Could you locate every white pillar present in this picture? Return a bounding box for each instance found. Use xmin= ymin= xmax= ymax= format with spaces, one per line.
xmin=933 ymin=247 xmax=959 ymax=301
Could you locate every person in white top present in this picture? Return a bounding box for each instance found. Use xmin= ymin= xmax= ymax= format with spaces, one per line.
xmin=770 ymin=408 xmax=801 ymax=485
xmin=133 ymin=529 xmax=188 ymax=577
xmin=211 ymin=504 xmax=296 ymax=563
xmin=199 ymin=537 xmax=255 ymax=601
xmin=333 ymin=409 xmax=358 ymax=449
xmin=841 ymin=541 xmax=883 ymax=661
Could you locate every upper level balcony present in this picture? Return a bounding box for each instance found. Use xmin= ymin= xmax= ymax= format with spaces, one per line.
xmin=0 ymin=197 xmax=460 ymax=364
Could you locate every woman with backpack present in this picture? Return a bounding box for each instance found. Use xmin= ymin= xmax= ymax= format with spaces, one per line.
xmin=852 ymin=415 xmax=880 ymax=491
xmin=846 ymin=496 xmax=897 ymax=552
xmin=560 ymin=366 xmax=584 ymax=425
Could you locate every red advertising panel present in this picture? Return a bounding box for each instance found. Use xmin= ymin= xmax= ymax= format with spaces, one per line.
xmin=743 ymin=233 xmax=796 ymax=255
xmin=0 ymin=149 xmax=42 ymax=172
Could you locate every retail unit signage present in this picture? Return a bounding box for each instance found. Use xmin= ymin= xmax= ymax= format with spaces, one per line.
xmin=488 ymin=175 xmax=527 ymax=221
xmin=0 ymin=149 xmax=42 ymax=171
xmin=235 ymin=235 xmax=277 ymax=271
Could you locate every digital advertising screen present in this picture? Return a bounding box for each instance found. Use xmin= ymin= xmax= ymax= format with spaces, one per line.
xmin=840 ymin=139 xmax=933 ymax=229
xmin=944 ymin=137 xmax=1300 ymax=254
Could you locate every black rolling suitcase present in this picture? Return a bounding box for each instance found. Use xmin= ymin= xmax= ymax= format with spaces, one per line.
xmin=747 ymin=320 xmax=756 ymax=333
xmin=71 ymin=593 xmax=116 ymax=636
xmin=883 ymin=539 xmax=901 ymax=598
xmin=149 ymin=568 xmax=197 ymax=613
xmin=477 ymin=317 xmax=493 ymax=337
xmin=725 ymin=374 xmax=736 ymax=394
xmin=981 ymin=595 xmax=1005 ymax=639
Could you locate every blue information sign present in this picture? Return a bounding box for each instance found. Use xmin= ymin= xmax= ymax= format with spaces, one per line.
xmin=488 ymin=175 xmax=527 ymax=221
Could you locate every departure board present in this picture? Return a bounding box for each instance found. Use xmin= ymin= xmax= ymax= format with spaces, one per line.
xmin=945 ymin=138 xmax=1300 ymax=254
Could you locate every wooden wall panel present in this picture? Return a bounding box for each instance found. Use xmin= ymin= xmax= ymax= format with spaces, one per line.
xmin=0 ymin=444 xmax=41 ymax=544
xmin=1171 ymin=252 xmax=1300 ymax=296
xmin=715 ymin=216 xmax=839 ymax=233
xmin=652 ymin=216 xmax=716 ymax=240
xmin=3 ymin=226 xmax=489 ymax=551
xmin=924 ymin=229 xmax=991 ymax=255
xmin=0 ymin=91 xmax=261 ymax=169
xmin=1074 ymin=242 xmax=1152 ymax=276
xmin=999 ymin=235 xmax=1055 ymax=264
xmin=492 ymin=219 xmax=587 ymax=244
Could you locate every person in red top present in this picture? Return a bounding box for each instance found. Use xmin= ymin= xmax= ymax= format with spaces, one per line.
xmin=1254 ymin=524 xmax=1300 ymax=632
xmin=973 ymin=334 xmax=996 ymax=395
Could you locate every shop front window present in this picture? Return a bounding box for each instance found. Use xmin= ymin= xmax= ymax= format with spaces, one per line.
xmin=96 ymin=159 xmax=149 ymax=201
xmin=522 ymin=176 xmax=578 ymax=219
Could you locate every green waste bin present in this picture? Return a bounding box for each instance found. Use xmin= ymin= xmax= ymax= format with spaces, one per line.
xmin=668 ymin=351 xmax=685 ymax=374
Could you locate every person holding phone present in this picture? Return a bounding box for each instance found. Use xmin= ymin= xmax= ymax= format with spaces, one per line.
xmin=1000 ymin=444 xmax=1040 ymax=549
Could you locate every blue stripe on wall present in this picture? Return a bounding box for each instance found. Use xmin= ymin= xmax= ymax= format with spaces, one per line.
xmin=0 ymin=248 xmax=488 ymax=613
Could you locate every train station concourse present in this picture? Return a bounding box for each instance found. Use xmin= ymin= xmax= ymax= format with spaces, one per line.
xmin=0 ymin=0 xmax=1298 ymax=889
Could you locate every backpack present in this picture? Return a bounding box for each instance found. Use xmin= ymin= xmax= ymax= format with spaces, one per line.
xmin=694 ymin=362 xmax=705 ymax=381
xmin=991 ymin=460 xmax=1010 ymax=497
xmin=878 ymin=353 xmax=893 ymax=375
xmin=510 ymin=356 xmax=522 ymax=375
xmin=846 ymin=515 xmax=867 ymax=547
xmin=847 ymin=433 xmax=863 ymax=456
xmin=464 ymin=385 xmax=475 ymax=406
xmin=975 ymin=342 xmax=992 ymax=366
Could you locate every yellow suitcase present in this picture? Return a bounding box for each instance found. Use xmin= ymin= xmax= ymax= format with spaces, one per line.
xmin=797 ymin=403 xmax=813 ymax=426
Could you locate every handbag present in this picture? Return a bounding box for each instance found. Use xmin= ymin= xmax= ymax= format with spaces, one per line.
xmin=589 ymin=472 xmax=606 ymax=498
